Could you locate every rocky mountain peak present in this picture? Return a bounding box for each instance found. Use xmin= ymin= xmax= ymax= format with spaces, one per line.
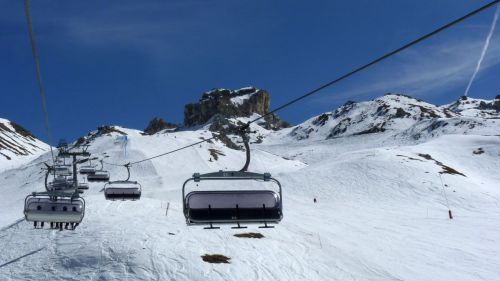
xmin=184 ymin=87 xmax=289 ymax=130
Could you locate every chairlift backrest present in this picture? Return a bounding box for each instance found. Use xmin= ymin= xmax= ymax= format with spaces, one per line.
xmin=187 ymin=191 xmax=279 ymax=209
xmin=79 ymin=165 xmax=96 ymax=174
xmin=104 ymin=180 xmax=142 ymax=201
xmin=48 ymin=177 xmax=74 ymax=191
xmin=182 ymin=171 xmax=282 ymax=226
xmin=87 ymin=170 xmax=110 ymax=182
xmin=54 ymin=165 xmax=72 ymax=176
xmin=24 ymin=194 xmax=85 ymax=224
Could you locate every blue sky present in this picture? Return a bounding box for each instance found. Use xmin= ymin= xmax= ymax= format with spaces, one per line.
xmin=1 ymin=0 xmax=499 ymax=143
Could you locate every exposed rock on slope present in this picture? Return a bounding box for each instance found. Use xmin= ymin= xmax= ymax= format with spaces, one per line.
xmin=447 ymin=95 xmax=500 ymax=117
xmin=143 ymin=117 xmax=178 ymax=135
xmin=75 ymin=125 xmax=128 ymax=146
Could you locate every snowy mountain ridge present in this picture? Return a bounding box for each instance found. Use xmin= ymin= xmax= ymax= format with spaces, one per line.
xmin=0 ymin=118 xmax=48 ymax=170
xmin=275 ymin=94 xmax=499 ymax=143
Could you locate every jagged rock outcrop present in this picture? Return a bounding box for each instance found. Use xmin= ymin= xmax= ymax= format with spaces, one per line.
xmin=184 ymin=87 xmax=289 ymax=130
xmin=478 ymin=98 xmax=500 ymax=111
xmin=143 ymin=117 xmax=177 ymax=135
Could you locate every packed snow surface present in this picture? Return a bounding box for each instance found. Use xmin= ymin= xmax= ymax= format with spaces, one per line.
xmin=1 ymin=97 xmax=499 ymax=280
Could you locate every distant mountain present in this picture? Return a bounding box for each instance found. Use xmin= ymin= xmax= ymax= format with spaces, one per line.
xmin=77 ymin=92 xmax=500 ymax=151
xmin=0 ymin=118 xmax=48 ymax=169
xmin=446 ymin=95 xmax=500 ymax=118
xmin=281 ymin=94 xmax=499 ymax=142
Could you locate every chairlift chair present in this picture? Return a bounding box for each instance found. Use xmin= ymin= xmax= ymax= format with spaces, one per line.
xmin=77 ymin=182 xmax=89 ymax=190
xmin=183 ymin=171 xmax=282 ymax=229
xmin=79 ymin=157 xmax=96 ymax=175
xmin=47 ymin=176 xmax=74 ymax=191
xmin=87 ymin=170 xmax=110 ymax=182
xmin=54 ymin=165 xmax=72 ymax=177
xmin=57 ymin=139 xmax=68 ymax=149
xmin=79 ymin=165 xmax=96 ymax=175
xmin=182 ymin=126 xmax=283 ymax=229
xmin=104 ymin=164 xmax=141 ymax=201
xmin=24 ymin=191 xmax=85 ymax=230
xmin=87 ymin=160 xmax=110 ymax=182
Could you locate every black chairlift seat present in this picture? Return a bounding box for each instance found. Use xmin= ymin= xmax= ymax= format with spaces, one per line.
xmin=48 ymin=177 xmax=74 ymax=191
xmin=79 ymin=166 xmax=96 ymax=175
xmin=77 ymin=182 xmax=89 ymax=190
xmin=182 ymin=171 xmax=283 ymax=227
xmin=186 ymin=190 xmax=281 ymax=222
xmin=104 ymin=181 xmax=141 ymax=201
xmin=87 ymin=170 xmax=110 ymax=182
xmin=54 ymin=165 xmax=72 ymax=177
xmin=24 ymin=192 xmax=85 ymax=224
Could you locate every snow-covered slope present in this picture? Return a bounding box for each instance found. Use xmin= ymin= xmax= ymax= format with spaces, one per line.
xmin=0 ymin=94 xmax=499 ymax=281
xmin=0 ymin=118 xmax=49 ymax=171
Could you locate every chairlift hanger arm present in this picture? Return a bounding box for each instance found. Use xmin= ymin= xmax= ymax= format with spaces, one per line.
xmin=125 ymin=163 xmax=131 ymax=181
xmin=239 ymin=126 xmax=251 ymax=172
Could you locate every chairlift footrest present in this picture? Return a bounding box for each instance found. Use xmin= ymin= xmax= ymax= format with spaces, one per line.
xmin=231 ymin=226 xmax=248 ymax=229
xmin=203 ymin=226 xmax=220 ymax=230
xmin=259 ymin=225 xmax=275 ymax=228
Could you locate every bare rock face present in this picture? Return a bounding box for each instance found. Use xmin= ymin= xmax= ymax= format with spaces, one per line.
xmin=184 ymin=87 xmax=289 ymax=130
xmin=479 ymin=99 xmax=500 ymax=111
xmin=143 ymin=117 xmax=177 ymax=135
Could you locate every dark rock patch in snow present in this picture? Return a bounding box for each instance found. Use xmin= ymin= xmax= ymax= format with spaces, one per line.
xmin=234 ymin=232 xmax=264 ymax=239
xmin=201 ymin=254 xmax=231 ymax=264
xmin=396 ymin=155 xmax=423 ymax=162
xmin=394 ymin=108 xmax=411 ymax=118
xmin=473 ymin=148 xmax=484 ymax=155
xmin=354 ymin=125 xmax=386 ymax=135
xmin=208 ymin=148 xmax=225 ymax=161
xmin=417 ymin=153 xmax=466 ymax=177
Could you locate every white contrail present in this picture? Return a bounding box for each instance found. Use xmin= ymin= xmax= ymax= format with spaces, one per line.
xmin=464 ymin=5 xmax=499 ymax=97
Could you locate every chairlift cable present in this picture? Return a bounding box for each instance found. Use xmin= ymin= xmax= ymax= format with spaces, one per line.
xmin=106 ymin=0 xmax=500 ymax=167
xmin=23 ymin=0 xmax=56 ymax=164
xmin=129 ymin=136 xmax=218 ymax=165
xmin=102 ymin=161 xmax=127 ymax=167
